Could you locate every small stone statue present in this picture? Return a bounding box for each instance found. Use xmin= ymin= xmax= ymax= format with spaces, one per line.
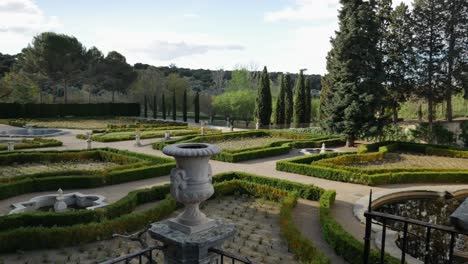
xmin=164 ymin=131 xmax=171 ymax=140
xmin=7 ymin=142 xmax=14 ymax=151
xmin=134 ymin=129 xmax=141 ymax=147
xmin=54 ymin=188 xmax=67 ymax=212
xmin=200 ymin=121 xmax=206 ymax=136
xmin=86 ymin=132 xmax=92 ymax=149
xmin=320 ymin=143 xmax=326 ymax=154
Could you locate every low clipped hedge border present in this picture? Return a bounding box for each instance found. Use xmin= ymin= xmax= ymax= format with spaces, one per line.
xmin=277 ymin=141 xmax=468 ymax=185
xmin=0 ymin=148 xmax=175 ymax=199
xmin=319 ymin=191 xmax=399 ymax=264
xmin=76 ymin=129 xmax=199 ymax=142
xmin=0 ymin=172 xmax=330 ymax=264
xmin=153 ymin=130 xmax=344 ymax=163
xmin=0 ymin=138 xmax=62 ymax=151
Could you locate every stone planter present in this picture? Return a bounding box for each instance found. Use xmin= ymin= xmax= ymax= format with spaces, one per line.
xmin=162 ymin=143 xmax=221 ymax=234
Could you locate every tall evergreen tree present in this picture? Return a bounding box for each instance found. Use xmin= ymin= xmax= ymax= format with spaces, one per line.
xmin=274 ymin=75 xmax=286 ymax=126
xmin=144 ymin=95 xmax=148 ymax=118
xmin=386 ymin=3 xmax=416 ymax=124
xmin=319 ymin=74 xmax=332 ymax=121
xmin=284 ymin=74 xmax=294 ymax=126
xmin=161 ymin=93 xmax=166 ymax=120
xmin=304 ymin=77 xmax=312 ymax=125
xmin=255 ymin=66 xmax=272 ymax=127
xmin=322 ymin=0 xmax=384 ymax=147
xmin=172 ymin=89 xmax=176 ymax=121
xmin=413 ymin=0 xmax=445 ymax=128
xmin=183 ymin=89 xmax=188 ymax=122
xmin=442 ymin=0 xmax=468 ymax=121
xmin=293 ymin=70 xmax=306 ymax=127
xmin=153 ymin=95 xmax=157 ymax=119
xmin=194 ymin=91 xmax=200 ymax=123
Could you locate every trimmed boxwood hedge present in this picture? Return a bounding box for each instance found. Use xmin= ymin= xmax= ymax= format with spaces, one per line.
xmin=319 ymin=191 xmax=399 ymax=264
xmin=0 ymin=138 xmax=62 ymax=151
xmin=153 ymin=130 xmax=344 ymax=163
xmin=77 ymin=129 xmax=199 ymax=142
xmin=0 ymin=148 xmax=175 ymax=199
xmin=277 ymin=141 xmax=468 ymax=185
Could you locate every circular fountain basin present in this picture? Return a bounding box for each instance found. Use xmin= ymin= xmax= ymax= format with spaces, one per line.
xmin=9 ymin=192 xmax=107 ymax=214
xmin=300 ymin=148 xmax=338 ymax=155
xmin=0 ymin=128 xmax=66 ymax=138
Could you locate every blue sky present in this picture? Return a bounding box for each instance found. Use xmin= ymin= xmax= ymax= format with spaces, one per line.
xmin=0 ymin=0 xmax=411 ymax=74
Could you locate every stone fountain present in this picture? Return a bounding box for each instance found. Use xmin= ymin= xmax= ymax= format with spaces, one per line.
xmin=149 ymin=143 xmax=235 ymax=263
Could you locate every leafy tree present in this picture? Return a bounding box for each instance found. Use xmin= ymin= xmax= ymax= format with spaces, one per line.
xmin=0 ymin=72 xmax=39 ymax=103
xmin=274 ymin=75 xmax=286 ymax=126
xmin=284 ymin=74 xmax=294 ymax=126
xmin=183 ymin=89 xmax=187 ymax=122
xmin=194 ymin=91 xmax=200 ymax=123
xmin=413 ymin=0 xmax=445 ymax=127
xmin=16 ymin=32 xmax=86 ymax=103
xmin=153 ymin=95 xmax=157 ymax=119
xmin=162 ymin=94 xmax=166 ymax=120
xmin=442 ymin=0 xmax=468 ymax=121
xmin=172 ymin=89 xmax=176 ymax=121
xmin=321 ymin=0 xmax=384 ymax=147
xmin=101 ymin=51 xmax=136 ymax=103
xmin=82 ymin=47 xmax=105 ymax=103
xmin=166 ymin=73 xmax=190 ymax=109
xmin=255 ymin=66 xmax=272 ymax=127
xmin=130 ymin=67 xmax=166 ymax=111
xmin=293 ymin=70 xmax=306 ymax=127
xmin=213 ymin=89 xmax=255 ymax=127
xmin=0 ymin=53 xmax=16 ymax=78
xmin=386 ymin=3 xmax=416 ymax=124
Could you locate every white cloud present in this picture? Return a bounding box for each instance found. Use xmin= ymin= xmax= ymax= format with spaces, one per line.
xmin=264 ymin=0 xmax=338 ymax=22
xmin=0 ymin=0 xmax=61 ymax=33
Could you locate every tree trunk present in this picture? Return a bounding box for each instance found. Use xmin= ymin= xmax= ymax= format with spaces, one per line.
xmin=345 ymin=135 xmax=355 ymax=148
xmin=418 ymin=104 xmax=423 ymax=121
xmin=392 ymin=103 xmax=399 ymax=125
xmin=64 ymin=82 xmax=68 ymax=104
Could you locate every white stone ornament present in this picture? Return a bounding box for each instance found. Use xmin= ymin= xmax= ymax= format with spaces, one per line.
xmin=54 ymin=188 xmax=67 ymax=212
xmin=162 ymin=143 xmax=221 ymax=234
xmin=134 ymin=129 xmax=141 ymax=147
xmin=7 ymin=142 xmax=14 ymax=151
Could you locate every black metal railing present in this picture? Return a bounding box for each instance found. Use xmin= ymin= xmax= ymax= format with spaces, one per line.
xmin=101 ymin=246 xmax=254 ymax=264
xmin=363 ymin=190 xmax=468 ymax=264
xmin=100 ymin=245 xmax=164 ymax=264
xmin=209 ymin=248 xmax=256 ymax=264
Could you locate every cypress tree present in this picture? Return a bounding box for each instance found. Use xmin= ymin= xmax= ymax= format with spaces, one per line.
xmin=293 ymin=70 xmax=306 ymax=127
xmin=284 ymin=74 xmax=294 ymax=126
xmin=153 ymin=95 xmax=157 ymax=119
xmin=144 ymin=95 xmax=148 ymax=118
xmin=183 ymin=89 xmax=188 ymax=122
xmin=413 ymin=0 xmax=445 ymax=128
xmin=172 ymin=89 xmax=176 ymax=121
xmin=161 ymin=94 xmax=166 ymax=120
xmin=255 ymin=66 xmax=272 ymax=127
xmin=274 ymin=74 xmax=286 ymax=126
xmin=304 ymin=77 xmax=312 ymax=126
xmin=194 ymin=91 xmax=200 ymax=123
xmin=322 ymin=0 xmax=384 ymax=147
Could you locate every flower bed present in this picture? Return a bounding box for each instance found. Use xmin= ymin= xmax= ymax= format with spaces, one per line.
xmin=0 ymin=148 xmax=175 ymax=199
xmin=277 ymin=141 xmax=468 ymax=185
xmin=153 ymin=130 xmax=344 ymax=163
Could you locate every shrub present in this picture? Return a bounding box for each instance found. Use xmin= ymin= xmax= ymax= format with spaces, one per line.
xmin=0 ymin=138 xmax=62 ymax=151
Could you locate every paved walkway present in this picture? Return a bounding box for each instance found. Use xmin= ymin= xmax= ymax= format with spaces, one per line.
xmin=2 ymin=124 xmax=467 ymax=262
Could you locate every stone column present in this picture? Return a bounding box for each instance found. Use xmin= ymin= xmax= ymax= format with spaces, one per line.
xmin=150 ymin=143 xmax=235 ymax=264
xmin=7 ymin=142 xmax=14 ymax=151
xmin=135 ymin=129 xmax=141 ymax=147
xmin=200 ymin=121 xmax=206 ymax=136
xmin=86 ymin=132 xmax=92 ymax=149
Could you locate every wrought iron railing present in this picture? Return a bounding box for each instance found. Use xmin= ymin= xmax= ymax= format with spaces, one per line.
xmin=100 ymin=245 xmax=164 ymax=264
xmin=363 ymin=191 xmax=468 ymax=264
xmin=101 ymin=246 xmax=255 ymax=264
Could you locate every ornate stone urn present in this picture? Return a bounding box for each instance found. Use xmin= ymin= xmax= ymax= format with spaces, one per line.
xmin=162 ymin=143 xmax=221 ymax=234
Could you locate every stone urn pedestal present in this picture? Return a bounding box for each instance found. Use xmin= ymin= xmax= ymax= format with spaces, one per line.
xmin=150 ymin=143 xmax=235 ymax=264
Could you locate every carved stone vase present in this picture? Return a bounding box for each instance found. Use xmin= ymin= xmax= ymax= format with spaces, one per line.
xmin=162 ymin=143 xmax=221 ymax=234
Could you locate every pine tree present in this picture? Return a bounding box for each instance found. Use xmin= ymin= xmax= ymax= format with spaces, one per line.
xmin=322 ymin=0 xmax=384 ymax=147
xmin=183 ymin=89 xmax=188 ymax=122
xmin=255 ymin=66 xmax=272 ymax=127
xmin=153 ymin=95 xmax=157 ymax=119
xmin=304 ymin=77 xmax=312 ymax=125
xmin=413 ymin=0 xmax=445 ymax=128
xmin=293 ymin=70 xmax=306 ymax=127
xmin=319 ymin=74 xmax=331 ymax=121
xmin=194 ymin=91 xmax=200 ymax=123
xmin=442 ymin=0 xmax=468 ymax=121
xmin=161 ymin=94 xmax=166 ymax=120
xmin=172 ymin=89 xmax=176 ymax=121
xmin=144 ymin=95 xmax=148 ymax=118
xmin=386 ymin=3 xmax=415 ymax=124
xmin=274 ymin=74 xmax=286 ymax=126
xmin=284 ymin=74 xmax=294 ymax=126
